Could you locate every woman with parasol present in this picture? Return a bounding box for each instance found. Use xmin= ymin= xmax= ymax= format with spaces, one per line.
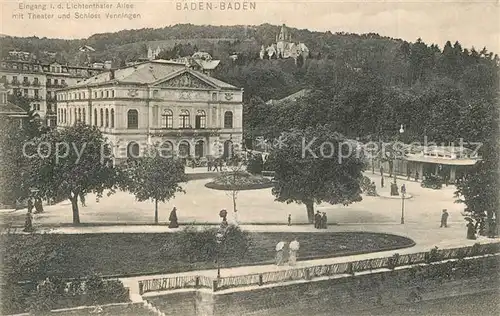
xmin=288 ymin=238 xmax=300 ymax=265
xmin=465 ymin=217 xmax=476 ymax=240
xmin=275 ymin=241 xmax=286 ymax=266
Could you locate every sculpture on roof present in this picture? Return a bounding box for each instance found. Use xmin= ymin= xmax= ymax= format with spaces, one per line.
xmin=259 ymin=24 xmax=309 ymax=65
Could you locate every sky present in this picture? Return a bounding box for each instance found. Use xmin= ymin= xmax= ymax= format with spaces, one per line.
xmin=1 ymin=0 xmax=499 ymax=53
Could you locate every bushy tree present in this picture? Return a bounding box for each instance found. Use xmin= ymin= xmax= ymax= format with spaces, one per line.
xmin=269 ymin=125 xmax=365 ymax=222
xmin=25 ymin=123 xmax=119 ymax=224
xmin=120 ymin=146 xmax=187 ymax=224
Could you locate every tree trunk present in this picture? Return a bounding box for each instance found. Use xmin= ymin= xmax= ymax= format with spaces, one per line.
xmin=305 ymin=200 xmax=314 ymax=223
xmin=70 ymin=196 xmax=80 ymax=224
xmin=232 ymin=191 xmax=237 ymax=213
xmin=154 ymin=199 xmax=158 ymax=224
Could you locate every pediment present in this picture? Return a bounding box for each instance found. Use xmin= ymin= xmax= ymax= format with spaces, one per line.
xmin=154 ymin=71 xmax=215 ymax=90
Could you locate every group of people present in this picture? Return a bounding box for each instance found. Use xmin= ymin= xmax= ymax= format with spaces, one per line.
xmin=314 ymin=211 xmax=328 ymax=229
xmin=207 ymin=159 xmax=224 ymax=172
xmin=275 ymin=238 xmax=300 ymax=266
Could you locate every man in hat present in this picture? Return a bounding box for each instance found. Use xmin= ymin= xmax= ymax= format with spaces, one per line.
xmin=440 ymin=209 xmax=449 ymax=228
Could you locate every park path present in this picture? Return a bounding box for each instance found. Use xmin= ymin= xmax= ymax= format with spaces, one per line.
xmin=119 ymin=222 xmax=499 ymax=300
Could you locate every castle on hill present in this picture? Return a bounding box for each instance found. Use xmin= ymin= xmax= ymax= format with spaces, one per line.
xmin=260 ymin=24 xmax=309 ymax=63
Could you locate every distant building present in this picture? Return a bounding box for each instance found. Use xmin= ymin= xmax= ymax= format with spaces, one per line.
xmin=79 ymin=45 xmax=95 ymax=52
xmin=55 ymin=60 xmax=243 ymax=163
xmin=147 ymin=46 xmax=162 ymax=60
xmin=0 ymin=83 xmax=27 ymax=127
xmin=0 ymin=60 xmax=105 ymax=126
xmin=260 ymin=24 xmax=309 ymax=64
xmin=265 ymin=89 xmax=311 ymax=106
xmin=8 ymin=50 xmax=33 ymax=61
xmin=171 ymin=52 xmax=221 ymax=76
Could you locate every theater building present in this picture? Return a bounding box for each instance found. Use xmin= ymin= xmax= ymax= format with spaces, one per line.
xmin=56 ymin=60 xmax=243 ymax=162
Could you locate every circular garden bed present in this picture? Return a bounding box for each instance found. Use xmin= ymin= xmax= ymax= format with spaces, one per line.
xmin=205 ymin=171 xmax=274 ymax=190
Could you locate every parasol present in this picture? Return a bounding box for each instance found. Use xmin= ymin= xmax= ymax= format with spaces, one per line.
xmin=275 ymin=241 xmax=285 ymax=251
xmin=289 ymin=240 xmax=300 ymax=251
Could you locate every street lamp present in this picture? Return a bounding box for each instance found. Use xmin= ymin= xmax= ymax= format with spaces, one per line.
xmin=401 ymin=184 xmax=406 ymax=224
xmin=216 ymin=231 xmax=225 ymax=278
xmin=394 ymin=124 xmax=405 ymax=183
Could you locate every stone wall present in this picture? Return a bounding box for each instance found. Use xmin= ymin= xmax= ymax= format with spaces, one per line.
xmin=144 ymin=255 xmax=499 ymax=316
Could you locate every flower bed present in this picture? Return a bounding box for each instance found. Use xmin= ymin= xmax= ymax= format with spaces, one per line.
xmin=205 ymin=171 xmax=274 ymax=190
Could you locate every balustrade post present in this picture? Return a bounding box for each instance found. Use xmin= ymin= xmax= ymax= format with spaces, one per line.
xmin=212 ymin=279 xmax=218 ymax=292
xmin=258 ymin=274 xmax=263 ymax=286
xmin=195 ymin=276 xmax=200 ymax=288
xmin=138 ymin=281 xmax=144 ymax=295
xmin=304 ymin=268 xmax=311 ymax=280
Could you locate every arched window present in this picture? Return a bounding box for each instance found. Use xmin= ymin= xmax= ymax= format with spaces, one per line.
xmin=224 ymin=111 xmax=233 ymax=128
xmin=100 ymin=109 xmax=104 ymax=127
xmin=161 ymin=109 xmax=173 ymax=128
xmin=159 ymin=141 xmax=174 ymax=158
xmin=195 ymin=110 xmax=206 ymax=129
xmin=105 ymin=109 xmax=109 ymax=127
xmin=110 ymin=109 xmax=115 ymax=128
xmin=127 ymin=109 xmax=138 ymax=129
xmin=82 ymin=108 xmax=86 ymax=123
xmin=178 ymin=141 xmax=190 ymax=158
xmin=179 ymin=109 xmax=190 ymax=129
xmin=127 ymin=142 xmax=140 ymax=159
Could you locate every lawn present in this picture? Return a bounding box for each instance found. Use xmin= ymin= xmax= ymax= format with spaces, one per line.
xmin=1 ymin=231 xmax=414 ymax=280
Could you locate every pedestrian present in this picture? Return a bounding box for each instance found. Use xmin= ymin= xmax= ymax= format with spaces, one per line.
xmin=219 ymin=159 xmax=223 ymax=171
xmin=79 ymin=192 xmax=86 ymax=207
xmin=212 ymin=159 xmax=219 ymax=172
xmin=168 ymin=207 xmax=179 ymax=228
xmin=288 ymin=238 xmax=300 ymax=265
xmin=440 ymin=209 xmax=449 ymax=228
xmin=466 ymin=221 xmax=476 ymax=240
xmin=381 ymin=176 xmax=385 ymax=188
xmin=314 ymin=211 xmax=321 ymax=229
xmin=321 ymin=212 xmax=327 ymax=229
xmin=488 ymin=214 xmax=497 ymax=238
xmin=415 ymin=171 xmax=419 ymax=182
xmin=275 ymin=241 xmax=285 ymax=266
xmin=27 ymin=198 xmax=34 ymax=213
xmin=288 ymin=214 xmax=291 ymax=226
xmin=401 ymin=184 xmax=406 ymax=195
xmin=380 ymin=166 xmax=384 ymax=177
xmin=207 ymin=160 xmax=212 ymax=172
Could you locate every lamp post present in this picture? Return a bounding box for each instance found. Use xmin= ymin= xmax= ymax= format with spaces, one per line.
xmin=216 ymin=231 xmax=224 ymax=278
xmin=401 ymin=184 xmax=406 ymax=224
xmin=394 ymin=124 xmax=405 ymax=183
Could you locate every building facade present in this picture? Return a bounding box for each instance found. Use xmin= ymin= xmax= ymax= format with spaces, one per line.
xmin=56 ymin=60 xmax=243 ymax=162
xmin=0 ymin=60 xmax=104 ymax=126
xmin=0 ymin=83 xmax=28 ymax=127
xmin=260 ymin=24 xmax=309 ymax=63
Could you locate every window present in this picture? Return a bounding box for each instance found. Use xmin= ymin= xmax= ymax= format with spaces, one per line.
xmin=61 ymin=79 xmax=65 ymax=86
xmin=82 ymin=108 xmax=86 ymax=123
xmin=111 ymin=90 xmax=115 ymax=98
xmin=23 ymin=76 xmax=28 ymax=83
xmin=94 ymin=91 xmax=97 ymax=99
xmin=34 ymin=89 xmax=39 ymax=98
xmin=179 ymin=109 xmax=190 ymax=128
xmin=12 ymin=76 xmax=18 ymax=83
xmin=100 ymin=91 xmax=103 ymax=98
xmin=78 ymin=108 xmax=81 ymax=122
xmin=106 ymin=91 xmax=109 ymax=98
xmin=1 ymin=75 xmax=6 ymax=83
xmin=105 ymin=109 xmax=109 ymax=127
xmin=110 ymin=109 xmax=115 ymax=128
xmin=127 ymin=109 xmax=138 ymax=129
xmin=161 ymin=109 xmax=173 ymax=128
xmin=100 ymin=109 xmax=104 ymax=127
xmin=195 ymin=110 xmax=206 ymax=129
xmin=33 ymin=77 xmax=39 ymax=85
xmin=94 ymin=109 xmax=98 ymax=126
xmin=23 ymin=89 xmax=28 ymax=97
xmin=47 ymin=78 xmax=51 ymax=85
xmin=212 ymin=93 xmax=217 ymax=101
xmin=224 ymin=111 xmax=233 ymax=128
xmin=54 ymin=79 xmax=58 ymax=85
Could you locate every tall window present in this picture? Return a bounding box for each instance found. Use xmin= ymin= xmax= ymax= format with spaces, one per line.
xmin=195 ymin=110 xmax=206 ymax=129
xmin=82 ymin=108 xmax=86 ymax=123
xmin=105 ymin=109 xmax=109 ymax=127
xmin=110 ymin=109 xmax=115 ymax=128
xmin=100 ymin=109 xmax=104 ymax=127
xmin=127 ymin=109 xmax=139 ymax=129
xmin=64 ymin=109 xmax=67 ymax=123
xmin=78 ymin=108 xmax=81 ymax=122
xmin=94 ymin=109 xmax=98 ymax=126
xmin=179 ymin=109 xmax=190 ymax=128
xmin=224 ymin=111 xmax=233 ymax=128
xmin=161 ymin=109 xmax=173 ymax=128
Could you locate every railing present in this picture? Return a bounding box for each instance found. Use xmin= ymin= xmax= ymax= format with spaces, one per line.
xmin=136 ymin=242 xmax=500 ymax=295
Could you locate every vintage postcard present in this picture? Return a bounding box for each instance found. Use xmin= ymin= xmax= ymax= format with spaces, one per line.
xmin=0 ymin=0 xmax=499 ymax=315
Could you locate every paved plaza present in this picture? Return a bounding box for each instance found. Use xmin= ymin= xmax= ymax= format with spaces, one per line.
xmin=1 ymin=172 xmax=466 ymax=228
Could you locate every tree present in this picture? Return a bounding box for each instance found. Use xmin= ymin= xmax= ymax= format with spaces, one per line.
xmin=25 ymin=123 xmax=119 ymax=224
xmin=216 ymin=155 xmax=246 ymax=217
xmin=121 ymin=146 xmax=186 ymax=224
xmin=268 ymin=125 xmax=365 ymax=222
